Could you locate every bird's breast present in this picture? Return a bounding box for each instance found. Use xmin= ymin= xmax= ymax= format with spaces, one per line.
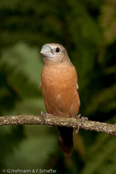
xmin=41 ymin=64 xmax=77 ymax=93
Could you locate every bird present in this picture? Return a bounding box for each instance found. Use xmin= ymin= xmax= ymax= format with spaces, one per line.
xmin=40 ymin=43 xmax=80 ymax=157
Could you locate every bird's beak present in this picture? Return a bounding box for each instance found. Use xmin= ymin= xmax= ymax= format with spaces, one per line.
xmin=40 ymin=45 xmax=54 ymax=58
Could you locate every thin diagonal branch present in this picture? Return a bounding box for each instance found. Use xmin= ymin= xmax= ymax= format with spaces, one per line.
xmin=0 ymin=115 xmax=116 ymax=136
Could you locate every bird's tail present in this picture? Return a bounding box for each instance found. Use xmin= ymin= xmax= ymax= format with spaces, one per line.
xmin=58 ymin=126 xmax=73 ymax=157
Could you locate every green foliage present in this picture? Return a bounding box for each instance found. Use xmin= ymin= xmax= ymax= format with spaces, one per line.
xmin=0 ymin=0 xmax=116 ymax=173
xmin=5 ymin=126 xmax=57 ymax=169
xmin=81 ymin=134 xmax=116 ymax=174
xmin=0 ymin=125 xmax=25 ymax=169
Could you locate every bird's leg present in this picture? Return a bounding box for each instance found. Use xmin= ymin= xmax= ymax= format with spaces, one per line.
xmin=41 ymin=111 xmax=53 ymax=127
xmin=76 ymin=114 xmax=81 ymax=119
xmin=46 ymin=113 xmax=54 ymax=116
xmin=75 ymin=114 xmax=88 ymax=134
xmin=41 ymin=111 xmax=47 ymax=124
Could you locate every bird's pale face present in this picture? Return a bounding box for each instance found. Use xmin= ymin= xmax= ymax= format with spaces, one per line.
xmin=40 ymin=43 xmax=70 ymax=65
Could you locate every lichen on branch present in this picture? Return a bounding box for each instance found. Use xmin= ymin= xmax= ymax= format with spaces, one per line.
xmin=0 ymin=115 xmax=116 ymax=136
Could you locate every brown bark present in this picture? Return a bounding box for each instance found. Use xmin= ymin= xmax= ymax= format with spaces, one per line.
xmin=0 ymin=114 xmax=116 ymax=136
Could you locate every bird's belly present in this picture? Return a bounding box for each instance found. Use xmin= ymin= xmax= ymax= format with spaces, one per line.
xmin=41 ymin=64 xmax=80 ymax=117
xmin=42 ymin=83 xmax=80 ymax=117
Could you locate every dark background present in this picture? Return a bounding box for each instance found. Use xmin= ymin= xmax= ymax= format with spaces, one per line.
xmin=0 ymin=0 xmax=116 ymax=174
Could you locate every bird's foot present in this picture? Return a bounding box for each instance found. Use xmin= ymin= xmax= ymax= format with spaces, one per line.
xmin=41 ymin=111 xmax=53 ymax=127
xmin=75 ymin=114 xmax=88 ymax=134
xmin=46 ymin=113 xmax=54 ymax=116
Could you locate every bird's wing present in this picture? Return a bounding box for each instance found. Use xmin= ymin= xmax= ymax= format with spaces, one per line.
xmin=76 ymin=82 xmax=79 ymax=90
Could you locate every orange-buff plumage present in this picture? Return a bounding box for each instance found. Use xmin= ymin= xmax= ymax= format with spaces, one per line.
xmin=40 ymin=43 xmax=80 ymax=157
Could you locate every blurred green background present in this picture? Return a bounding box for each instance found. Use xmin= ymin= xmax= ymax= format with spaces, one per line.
xmin=0 ymin=0 xmax=116 ymax=173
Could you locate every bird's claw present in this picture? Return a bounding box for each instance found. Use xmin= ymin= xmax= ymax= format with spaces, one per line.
xmin=41 ymin=111 xmax=53 ymax=127
xmin=75 ymin=114 xmax=88 ymax=134
xmin=45 ymin=113 xmax=53 ymax=117
xmin=76 ymin=114 xmax=81 ymax=119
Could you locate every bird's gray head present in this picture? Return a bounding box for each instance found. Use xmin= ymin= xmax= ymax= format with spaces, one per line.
xmin=40 ymin=43 xmax=71 ymax=65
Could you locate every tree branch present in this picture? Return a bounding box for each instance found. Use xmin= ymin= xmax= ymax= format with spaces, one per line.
xmin=0 ymin=115 xmax=116 ymax=136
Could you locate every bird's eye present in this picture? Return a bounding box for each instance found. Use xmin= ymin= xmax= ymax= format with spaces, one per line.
xmin=56 ymin=47 xmax=60 ymax=53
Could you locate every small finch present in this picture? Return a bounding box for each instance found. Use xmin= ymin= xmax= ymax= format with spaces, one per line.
xmin=40 ymin=43 xmax=80 ymax=157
